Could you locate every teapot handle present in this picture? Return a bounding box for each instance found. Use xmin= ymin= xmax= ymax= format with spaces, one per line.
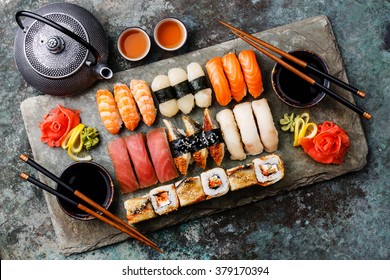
xmin=15 ymin=11 xmax=101 ymax=66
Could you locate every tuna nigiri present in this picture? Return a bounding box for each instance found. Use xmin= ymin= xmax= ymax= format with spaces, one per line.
xmin=238 ymin=50 xmax=263 ymax=98
xmin=113 ymin=83 xmax=140 ymax=131
xmin=206 ymin=57 xmax=232 ymax=106
xmin=130 ymin=79 xmax=156 ymax=126
xmin=107 ymin=137 xmax=139 ymax=193
xmin=221 ymin=52 xmax=246 ymax=102
xmin=96 ymin=89 xmax=122 ymax=134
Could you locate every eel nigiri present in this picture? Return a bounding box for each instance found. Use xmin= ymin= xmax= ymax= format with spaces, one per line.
xmin=238 ymin=50 xmax=263 ymax=98
xmin=96 ymin=89 xmax=122 ymax=134
xmin=130 ymin=79 xmax=156 ymax=126
xmin=182 ymin=115 xmax=209 ymax=169
xmin=113 ymin=83 xmax=140 ymax=131
xmin=233 ymin=102 xmax=264 ymax=155
xmin=203 ymin=108 xmax=225 ymax=166
xmin=206 ymin=57 xmax=232 ymax=106
xmin=187 ymin=62 xmax=212 ymax=108
xmin=168 ymin=68 xmax=195 ymax=114
xmin=251 ymin=99 xmax=279 ymax=152
xmin=216 ymin=109 xmax=246 ymax=160
xmin=221 ymin=52 xmax=247 ymax=102
xmin=151 ymin=75 xmax=179 ymax=118
xmin=163 ymin=119 xmax=192 ymax=176
xmin=146 ymin=128 xmax=179 ymax=183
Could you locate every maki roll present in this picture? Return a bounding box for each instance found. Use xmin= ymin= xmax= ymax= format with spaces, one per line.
xmin=200 ymin=167 xmax=230 ymax=199
xmin=168 ymin=68 xmax=195 ymax=114
xmin=226 ymin=163 xmax=258 ymax=191
xmin=151 ymin=75 xmax=179 ymax=118
xmin=124 ymin=195 xmax=157 ymax=224
xmin=187 ymin=62 xmax=212 ymax=108
xmin=175 ymin=176 xmax=206 ymax=207
xmin=253 ymin=154 xmax=285 ymax=186
xmin=149 ymin=184 xmax=180 ymax=215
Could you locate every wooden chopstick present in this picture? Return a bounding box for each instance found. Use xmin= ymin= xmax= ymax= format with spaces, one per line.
xmin=19 ymin=155 xmax=163 ymax=253
xmin=218 ymin=20 xmax=366 ymax=98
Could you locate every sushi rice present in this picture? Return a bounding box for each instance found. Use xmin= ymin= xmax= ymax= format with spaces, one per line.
xmin=200 ymin=167 xmax=230 ymax=199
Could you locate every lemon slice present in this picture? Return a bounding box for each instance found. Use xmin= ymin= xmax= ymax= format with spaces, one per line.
xmin=293 ymin=118 xmax=305 ymax=146
xmin=304 ymin=122 xmax=318 ymax=139
xmin=68 ymin=149 xmax=92 ymax=162
xmin=61 ymin=125 xmax=80 ymax=149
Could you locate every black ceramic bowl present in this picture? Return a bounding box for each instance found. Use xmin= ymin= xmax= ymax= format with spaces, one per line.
xmin=271 ymin=50 xmax=330 ymax=108
xmin=56 ymin=162 xmax=114 ymax=221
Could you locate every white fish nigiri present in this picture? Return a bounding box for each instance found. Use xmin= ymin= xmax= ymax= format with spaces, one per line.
xmin=168 ymin=68 xmax=195 ymax=114
xmin=151 ymin=75 xmax=179 ymax=118
xmin=233 ymin=102 xmax=264 ymax=155
xmin=251 ymin=99 xmax=279 ymax=152
xmin=187 ymin=62 xmax=212 ymax=108
xmin=216 ymin=109 xmax=246 ymax=160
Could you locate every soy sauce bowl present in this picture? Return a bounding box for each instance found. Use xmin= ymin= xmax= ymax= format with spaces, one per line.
xmin=56 ymin=162 xmax=114 ymax=221
xmin=271 ymin=50 xmax=330 ymax=108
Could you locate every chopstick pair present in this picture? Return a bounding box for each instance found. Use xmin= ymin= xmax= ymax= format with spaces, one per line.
xmin=218 ymin=20 xmax=372 ymax=120
xmin=19 ymin=154 xmax=163 ymax=253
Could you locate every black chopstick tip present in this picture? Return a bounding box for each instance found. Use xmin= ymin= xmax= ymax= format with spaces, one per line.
xmin=20 ymin=154 xmax=29 ymax=162
xmin=20 ymin=173 xmax=29 ymax=180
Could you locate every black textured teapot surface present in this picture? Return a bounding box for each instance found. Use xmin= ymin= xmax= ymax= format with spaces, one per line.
xmin=14 ymin=3 xmax=113 ymax=96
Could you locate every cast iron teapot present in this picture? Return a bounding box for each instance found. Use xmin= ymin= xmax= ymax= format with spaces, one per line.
xmin=14 ymin=2 xmax=113 ymax=96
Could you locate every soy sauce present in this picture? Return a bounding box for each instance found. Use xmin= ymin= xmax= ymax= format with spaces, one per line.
xmin=57 ymin=163 xmax=112 ymax=219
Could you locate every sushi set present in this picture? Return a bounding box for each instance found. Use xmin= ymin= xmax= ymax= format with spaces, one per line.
xmin=20 ymin=16 xmax=368 ymax=255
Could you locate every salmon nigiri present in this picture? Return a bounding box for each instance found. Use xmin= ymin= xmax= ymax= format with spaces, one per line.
xmin=114 ymin=83 xmax=140 ymax=131
xmin=206 ymin=57 xmax=231 ymax=106
xmin=238 ymin=50 xmax=264 ymax=98
xmin=222 ymin=52 xmax=246 ymax=102
xmin=96 ymin=89 xmax=122 ymax=134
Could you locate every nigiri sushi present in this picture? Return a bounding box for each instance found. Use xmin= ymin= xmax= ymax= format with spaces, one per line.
xmin=233 ymin=102 xmax=264 ymax=155
xmin=251 ymin=99 xmax=279 ymax=152
xmin=182 ymin=115 xmax=209 ymax=169
xmin=222 ymin=52 xmax=247 ymax=102
xmin=200 ymin=167 xmax=230 ymax=199
xmin=187 ymin=62 xmax=212 ymax=108
xmin=124 ymin=195 xmax=157 ymax=224
xmin=216 ymin=109 xmax=246 ymax=160
xmin=206 ymin=57 xmax=232 ymax=106
xmin=163 ymin=119 xmax=192 ymax=176
xmin=168 ymin=68 xmax=195 ymax=114
xmin=238 ymin=50 xmax=264 ymax=98
xmin=151 ymin=75 xmax=179 ymax=118
xmin=253 ymin=154 xmax=285 ymax=186
xmin=130 ymin=79 xmax=156 ymax=126
xmin=96 ymin=89 xmax=122 ymax=134
xmin=203 ymin=108 xmax=225 ymax=166
xmin=149 ymin=184 xmax=179 ymax=215
xmin=113 ymin=83 xmax=140 ymax=131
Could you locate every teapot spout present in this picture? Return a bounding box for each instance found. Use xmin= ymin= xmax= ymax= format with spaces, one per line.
xmin=95 ymin=63 xmax=113 ymax=80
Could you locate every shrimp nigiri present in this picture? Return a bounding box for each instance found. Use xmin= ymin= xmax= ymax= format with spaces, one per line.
xmin=130 ymin=79 xmax=157 ymax=126
xmin=206 ymin=57 xmax=231 ymax=106
xmin=238 ymin=50 xmax=263 ymax=98
xmin=222 ymin=52 xmax=246 ymax=102
xmin=114 ymin=83 xmax=140 ymax=131
xmin=96 ymin=89 xmax=122 ymax=134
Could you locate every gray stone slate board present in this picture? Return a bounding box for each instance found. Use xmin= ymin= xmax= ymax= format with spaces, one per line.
xmin=20 ymin=16 xmax=368 ymax=256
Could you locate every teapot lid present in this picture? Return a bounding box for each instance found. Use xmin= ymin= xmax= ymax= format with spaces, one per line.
xmin=24 ymin=13 xmax=89 ymax=79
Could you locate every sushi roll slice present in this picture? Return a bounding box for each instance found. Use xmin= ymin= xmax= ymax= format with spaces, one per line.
xmin=216 ymin=109 xmax=246 ymax=160
xmin=163 ymin=119 xmax=192 ymax=176
xmin=168 ymin=68 xmax=195 ymax=114
xmin=200 ymin=167 xmax=230 ymax=199
xmin=182 ymin=115 xmax=209 ymax=169
xmin=175 ymin=176 xmax=206 ymax=207
xmin=151 ymin=75 xmax=179 ymax=118
xmin=203 ymin=108 xmax=225 ymax=166
xmin=253 ymin=154 xmax=285 ymax=186
xmin=187 ymin=62 xmax=212 ymax=108
xmin=124 ymin=195 xmax=157 ymax=224
xmin=226 ymin=163 xmax=258 ymax=191
xmin=149 ymin=184 xmax=180 ymax=215
xmin=251 ymin=99 xmax=279 ymax=152
xmin=233 ymin=102 xmax=264 ymax=155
